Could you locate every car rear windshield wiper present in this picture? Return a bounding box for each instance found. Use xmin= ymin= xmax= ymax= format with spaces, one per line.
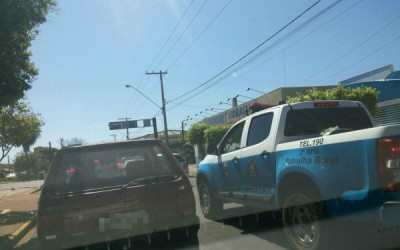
xmin=121 ymin=174 xmax=177 ymax=190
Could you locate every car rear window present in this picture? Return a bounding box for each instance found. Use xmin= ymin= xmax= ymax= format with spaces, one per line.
xmin=284 ymin=107 xmax=373 ymax=136
xmin=174 ymin=154 xmax=185 ymax=162
xmin=52 ymin=143 xmax=178 ymax=193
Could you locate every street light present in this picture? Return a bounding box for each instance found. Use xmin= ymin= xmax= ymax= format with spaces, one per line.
xmin=125 ymin=84 xmax=169 ymax=144
xmin=235 ymin=94 xmax=253 ymax=100
xmin=200 ymin=111 xmax=212 ymax=115
xmin=210 ymin=107 xmax=225 ymax=111
xmin=205 ymin=108 xmax=219 ymax=113
xmin=220 ymin=101 xmax=230 ymax=106
xmin=125 ymin=85 xmax=161 ymax=109
xmin=246 ymin=87 xmax=266 ymax=95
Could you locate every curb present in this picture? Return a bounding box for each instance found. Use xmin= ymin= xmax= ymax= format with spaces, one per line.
xmin=0 ymin=218 xmax=36 ymax=250
xmin=27 ymin=186 xmax=42 ymax=195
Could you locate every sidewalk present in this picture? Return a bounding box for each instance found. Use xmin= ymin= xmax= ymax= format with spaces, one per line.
xmin=0 ymin=188 xmax=40 ymax=250
xmin=188 ymin=164 xmax=198 ymax=178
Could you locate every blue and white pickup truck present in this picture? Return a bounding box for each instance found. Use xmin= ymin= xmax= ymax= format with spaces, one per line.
xmin=196 ymin=100 xmax=400 ymax=249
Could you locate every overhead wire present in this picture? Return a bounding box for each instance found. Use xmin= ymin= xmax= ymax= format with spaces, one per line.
xmin=314 ymin=34 xmax=400 ymax=84
xmin=153 ymin=0 xmax=209 ymax=70
xmin=167 ymin=0 xmax=324 ymax=105
xmin=168 ymin=0 xmax=343 ymax=110
xmin=121 ymin=0 xmax=195 ymax=117
xmin=205 ymin=0 xmax=362 ymax=92
xmin=146 ymin=0 xmax=195 ymax=71
xmin=296 ymin=13 xmax=400 ymax=85
xmin=166 ymin=0 xmax=233 ymax=70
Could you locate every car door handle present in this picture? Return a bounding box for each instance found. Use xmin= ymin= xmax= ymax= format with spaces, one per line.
xmin=232 ymin=157 xmax=240 ymax=166
xmin=260 ymin=150 xmax=270 ymax=161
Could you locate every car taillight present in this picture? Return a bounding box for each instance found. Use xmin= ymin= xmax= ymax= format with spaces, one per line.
xmin=177 ymin=183 xmax=196 ymax=216
xmin=377 ymin=138 xmax=400 ymax=192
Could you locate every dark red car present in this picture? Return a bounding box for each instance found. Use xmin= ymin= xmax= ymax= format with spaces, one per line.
xmin=37 ymin=139 xmax=199 ymax=249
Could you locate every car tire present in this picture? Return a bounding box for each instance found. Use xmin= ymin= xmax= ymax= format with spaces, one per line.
xmin=281 ymin=188 xmax=326 ymax=250
xmin=198 ymin=179 xmax=223 ymax=220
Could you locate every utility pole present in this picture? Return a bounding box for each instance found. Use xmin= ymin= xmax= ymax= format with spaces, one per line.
xmin=118 ymin=117 xmax=131 ymax=140
xmin=109 ymin=134 xmax=117 ymax=142
xmin=146 ymin=70 xmax=169 ymax=145
xmin=181 ymin=121 xmax=185 ymax=143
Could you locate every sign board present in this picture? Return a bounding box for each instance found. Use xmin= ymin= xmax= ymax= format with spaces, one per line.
xmin=108 ymin=119 xmax=152 ymax=130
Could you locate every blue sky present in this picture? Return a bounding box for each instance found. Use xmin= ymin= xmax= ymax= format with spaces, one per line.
xmin=4 ymin=0 xmax=400 ymax=162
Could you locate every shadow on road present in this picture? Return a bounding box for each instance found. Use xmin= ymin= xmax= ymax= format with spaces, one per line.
xmin=15 ymin=230 xmax=200 ymax=250
xmin=15 ymin=237 xmax=200 ymax=250
xmin=0 ymin=211 xmax=34 ymax=226
xmin=211 ymin=206 xmax=400 ymax=250
xmin=14 ymin=238 xmax=39 ymax=250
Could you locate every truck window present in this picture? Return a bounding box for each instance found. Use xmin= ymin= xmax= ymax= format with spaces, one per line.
xmin=284 ymin=107 xmax=373 ymax=137
xmin=219 ymin=121 xmax=245 ymax=154
xmin=247 ymin=112 xmax=274 ymax=147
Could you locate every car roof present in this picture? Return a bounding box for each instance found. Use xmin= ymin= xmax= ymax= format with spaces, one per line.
xmin=60 ymin=139 xmax=163 ymax=152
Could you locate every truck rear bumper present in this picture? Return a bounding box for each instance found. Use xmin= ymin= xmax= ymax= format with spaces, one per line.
xmin=326 ymin=193 xmax=400 ymax=226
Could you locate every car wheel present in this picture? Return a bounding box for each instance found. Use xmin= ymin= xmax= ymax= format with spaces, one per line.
xmin=198 ymin=179 xmax=222 ymax=220
xmin=282 ymin=189 xmax=326 ymax=250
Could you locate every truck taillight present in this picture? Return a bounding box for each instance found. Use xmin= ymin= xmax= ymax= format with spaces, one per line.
xmin=377 ymin=138 xmax=400 ymax=191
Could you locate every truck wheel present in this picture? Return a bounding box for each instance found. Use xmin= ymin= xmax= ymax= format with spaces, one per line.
xmin=282 ymin=189 xmax=326 ymax=250
xmin=198 ymin=179 xmax=222 ymax=220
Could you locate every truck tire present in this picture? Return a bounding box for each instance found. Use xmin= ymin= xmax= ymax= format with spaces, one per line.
xmin=281 ymin=188 xmax=326 ymax=250
xmin=198 ymin=179 xmax=222 ymax=220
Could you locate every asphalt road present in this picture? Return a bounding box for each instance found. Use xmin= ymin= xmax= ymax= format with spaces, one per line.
xmin=5 ymin=178 xmax=400 ymax=250
xmin=10 ymin=178 xmax=289 ymax=250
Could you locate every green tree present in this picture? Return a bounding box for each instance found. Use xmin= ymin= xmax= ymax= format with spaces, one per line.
xmin=0 ymin=101 xmax=44 ymax=161
xmin=0 ymin=0 xmax=56 ymax=106
xmin=287 ymin=84 xmax=378 ymax=115
xmin=14 ymin=151 xmax=50 ymax=180
xmin=187 ymin=123 xmax=210 ymax=159
xmin=204 ymin=125 xmax=230 ymax=154
xmin=65 ymin=137 xmax=86 ymax=146
xmin=34 ymin=146 xmax=58 ymax=163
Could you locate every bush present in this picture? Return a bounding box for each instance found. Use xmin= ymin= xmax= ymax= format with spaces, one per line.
xmin=204 ymin=125 xmax=231 ymax=154
xmin=287 ymin=84 xmax=378 ymax=115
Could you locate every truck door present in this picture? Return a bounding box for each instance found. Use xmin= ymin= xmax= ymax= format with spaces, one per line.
xmin=217 ymin=121 xmax=246 ymax=198
xmin=239 ymin=111 xmax=276 ymax=203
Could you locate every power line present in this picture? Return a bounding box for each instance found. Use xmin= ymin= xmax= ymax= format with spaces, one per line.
xmin=170 ymin=0 xmax=359 ymax=102
xmin=209 ymin=0 xmax=362 ymax=90
xmin=153 ymin=0 xmax=209 ymax=70
xmin=296 ymin=13 xmax=400 ymax=85
xmin=122 ymin=1 xmax=195 ymax=117
xmin=168 ymin=0 xmax=343 ymax=110
xmin=146 ymin=0 xmax=195 ymax=71
xmin=166 ymin=0 xmax=233 ymax=70
xmin=314 ymin=34 xmax=400 ymax=84
xmin=167 ymin=0 xmax=323 ymax=104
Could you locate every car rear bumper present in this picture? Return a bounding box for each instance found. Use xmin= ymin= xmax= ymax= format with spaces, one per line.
xmin=39 ymin=215 xmax=200 ymax=249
